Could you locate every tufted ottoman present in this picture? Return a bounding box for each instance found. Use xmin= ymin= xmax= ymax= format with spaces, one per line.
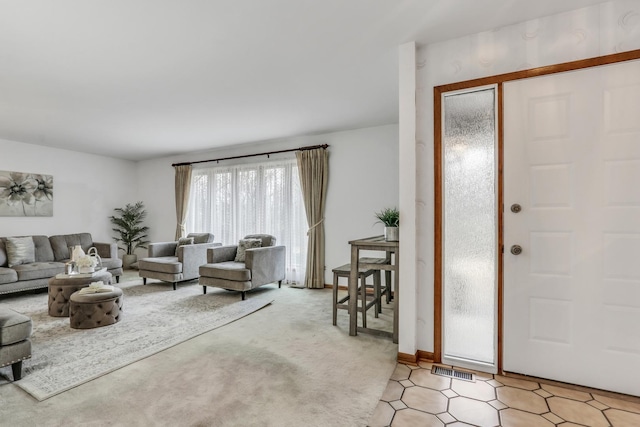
xmin=69 ymin=288 xmax=123 ymax=329
xmin=0 ymin=307 xmax=32 ymax=381
xmin=47 ymin=271 xmax=112 ymax=317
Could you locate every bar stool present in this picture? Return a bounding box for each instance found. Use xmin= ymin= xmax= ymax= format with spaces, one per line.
xmin=360 ymin=257 xmax=393 ymax=309
xmin=332 ymin=257 xmax=388 ymax=327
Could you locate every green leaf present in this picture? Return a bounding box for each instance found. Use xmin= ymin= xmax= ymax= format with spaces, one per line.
xmin=109 ymin=201 xmax=150 ymax=255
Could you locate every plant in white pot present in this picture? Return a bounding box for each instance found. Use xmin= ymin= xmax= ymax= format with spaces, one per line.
xmin=109 ymin=201 xmax=150 ymax=269
xmin=375 ymin=207 xmax=399 ymax=242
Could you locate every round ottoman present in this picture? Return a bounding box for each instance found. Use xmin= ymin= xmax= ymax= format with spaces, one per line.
xmin=69 ymin=288 xmax=123 ymax=329
xmin=47 ymin=271 xmax=113 ymax=317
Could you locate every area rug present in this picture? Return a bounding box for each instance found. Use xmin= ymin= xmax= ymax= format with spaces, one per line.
xmin=0 ymin=279 xmax=272 ymax=401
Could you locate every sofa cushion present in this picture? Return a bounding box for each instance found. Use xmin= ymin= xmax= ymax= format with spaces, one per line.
xmin=49 ymin=233 xmax=93 ymax=261
xmin=139 ymin=257 xmax=182 ymax=274
xmin=0 ymin=240 xmax=7 ymax=267
xmin=0 ymin=267 xmax=18 ymax=285
xmin=175 ymin=237 xmax=194 ymax=256
xmin=0 ymin=307 xmax=32 ymax=345
xmin=13 ymin=262 xmax=65 ymax=281
xmin=6 ymin=236 xmax=35 ymax=267
xmin=200 ymin=261 xmax=251 ymax=281
xmin=100 ymin=257 xmax=123 ymax=270
xmin=187 ymin=233 xmax=214 ymax=244
xmin=32 ymin=235 xmax=55 ymax=262
xmin=234 ymin=239 xmax=262 ymax=263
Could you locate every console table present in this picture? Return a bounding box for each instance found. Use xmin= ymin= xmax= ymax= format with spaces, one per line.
xmin=348 ymin=235 xmax=399 ymax=343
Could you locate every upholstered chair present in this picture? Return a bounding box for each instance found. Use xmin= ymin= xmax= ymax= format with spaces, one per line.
xmin=138 ymin=233 xmax=220 ymax=290
xmin=0 ymin=307 xmax=32 ymax=381
xmin=199 ymin=234 xmax=285 ymax=300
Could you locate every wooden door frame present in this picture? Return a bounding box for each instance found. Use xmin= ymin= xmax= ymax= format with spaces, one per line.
xmin=433 ymin=49 xmax=640 ymax=372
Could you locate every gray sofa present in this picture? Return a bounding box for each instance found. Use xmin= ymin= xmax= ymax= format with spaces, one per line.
xmin=0 ymin=233 xmax=123 ymax=296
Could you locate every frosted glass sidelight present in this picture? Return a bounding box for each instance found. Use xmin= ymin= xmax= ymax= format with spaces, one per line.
xmin=443 ymin=88 xmax=497 ymax=367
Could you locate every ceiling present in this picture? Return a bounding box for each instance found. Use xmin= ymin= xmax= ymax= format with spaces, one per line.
xmin=0 ymin=0 xmax=606 ymax=161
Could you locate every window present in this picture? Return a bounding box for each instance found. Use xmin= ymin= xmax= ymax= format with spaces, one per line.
xmin=186 ymin=158 xmax=307 ymax=284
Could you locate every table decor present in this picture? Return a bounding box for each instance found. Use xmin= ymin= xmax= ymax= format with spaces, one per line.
xmin=374 ymin=207 xmax=399 ymax=242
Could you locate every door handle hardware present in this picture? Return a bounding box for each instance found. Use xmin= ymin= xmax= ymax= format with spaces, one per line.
xmin=510 ymin=245 xmax=523 ymax=255
xmin=511 ymin=204 xmax=522 ymax=213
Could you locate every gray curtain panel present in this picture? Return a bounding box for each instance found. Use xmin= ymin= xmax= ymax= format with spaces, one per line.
xmin=296 ymin=147 xmax=328 ymax=289
xmin=174 ymin=165 xmax=193 ymax=240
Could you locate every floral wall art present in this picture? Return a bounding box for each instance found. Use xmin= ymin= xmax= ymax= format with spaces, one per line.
xmin=0 ymin=170 xmax=53 ymax=216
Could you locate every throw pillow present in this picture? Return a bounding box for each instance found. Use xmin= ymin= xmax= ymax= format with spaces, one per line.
xmin=175 ymin=237 xmax=194 ymax=256
xmin=234 ymin=238 xmax=262 ymax=263
xmin=188 ymin=233 xmax=213 ymax=244
xmin=6 ymin=236 xmax=36 ymax=267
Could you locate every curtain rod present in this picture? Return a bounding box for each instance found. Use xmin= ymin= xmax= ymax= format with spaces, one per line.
xmin=172 ymin=144 xmax=329 ymax=167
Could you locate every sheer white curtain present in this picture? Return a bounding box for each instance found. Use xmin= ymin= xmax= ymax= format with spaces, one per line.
xmin=186 ymin=158 xmax=307 ymax=285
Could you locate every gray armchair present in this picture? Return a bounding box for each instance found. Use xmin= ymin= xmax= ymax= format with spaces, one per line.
xmin=138 ymin=233 xmax=220 ymax=290
xmin=199 ymin=234 xmax=285 ymax=300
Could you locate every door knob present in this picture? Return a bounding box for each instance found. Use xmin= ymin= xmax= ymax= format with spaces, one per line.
xmin=510 ymin=245 xmax=523 ymax=255
xmin=510 ymin=204 xmax=522 ymax=213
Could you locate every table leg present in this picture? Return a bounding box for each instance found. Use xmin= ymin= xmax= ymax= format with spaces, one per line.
xmin=393 ymin=246 xmax=399 ymax=343
xmin=385 ymin=250 xmax=392 ymax=303
xmin=349 ymin=244 xmax=359 ymax=336
xmin=332 ymin=271 xmax=338 ymax=326
xmin=374 ymin=271 xmax=381 ymax=316
xmin=360 ymin=273 xmax=367 ymax=329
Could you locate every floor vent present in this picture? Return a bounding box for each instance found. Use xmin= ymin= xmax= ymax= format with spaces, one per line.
xmin=431 ymin=366 xmax=474 ymax=382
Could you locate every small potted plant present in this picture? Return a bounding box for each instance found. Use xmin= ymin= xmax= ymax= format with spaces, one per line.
xmin=375 ymin=207 xmax=399 ymax=241
xmin=76 ymin=255 xmax=98 ymax=274
xmin=109 ymin=201 xmax=150 ymax=269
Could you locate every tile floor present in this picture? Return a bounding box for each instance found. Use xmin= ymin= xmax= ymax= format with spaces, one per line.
xmin=369 ymin=361 xmax=640 ymax=427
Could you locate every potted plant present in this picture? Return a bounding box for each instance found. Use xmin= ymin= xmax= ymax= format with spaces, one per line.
xmin=375 ymin=207 xmax=399 ymax=242
xmin=76 ymin=254 xmax=98 ymax=274
xmin=109 ymin=201 xmax=150 ymax=269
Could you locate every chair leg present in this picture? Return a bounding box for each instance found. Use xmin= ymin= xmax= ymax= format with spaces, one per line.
xmin=172 ymin=282 xmax=177 ymax=291
xmin=385 ymin=271 xmax=392 ymax=303
xmin=12 ymin=361 xmax=23 ymax=381
xmin=115 ymin=276 xmax=120 ymax=284
xmin=143 ymin=278 xmax=147 ymax=285
xmin=278 ymin=280 xmax=282 ymax=288
xmin=241 ymin=291 xmax=246 ymax=300
xmin=203 ymin=286 xmax=207 ymax=294
xmin=360 ymin=274 xmax=367 ymax=329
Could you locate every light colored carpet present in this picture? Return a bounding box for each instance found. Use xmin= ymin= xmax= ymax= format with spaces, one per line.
xmin=0 ymin=273 xmax=398 ymax=426
xmin=0 ymin=279 xmax=272 ymax=401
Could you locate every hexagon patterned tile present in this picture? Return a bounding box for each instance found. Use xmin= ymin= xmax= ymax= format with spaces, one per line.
xmin=369 ymin=363 xmax=640 ymax=427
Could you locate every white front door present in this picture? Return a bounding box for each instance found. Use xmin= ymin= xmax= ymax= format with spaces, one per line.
xmin=504 ymin=59 xmax=640 ymax=396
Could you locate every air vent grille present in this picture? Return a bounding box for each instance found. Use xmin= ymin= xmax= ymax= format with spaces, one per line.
xmin=431 ymin=366 xmax=474 ymax=382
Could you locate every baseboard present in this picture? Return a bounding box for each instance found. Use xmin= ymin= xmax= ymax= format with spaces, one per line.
xmin=397 ymin=350 xmax=435 ymax=366
xmin=397 ymin=352 xmax=417 ymax=365
xmin=417 ymin=350 xmax=435 ymax=362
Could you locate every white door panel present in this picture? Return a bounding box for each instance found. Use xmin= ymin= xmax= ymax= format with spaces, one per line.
xmin=504 ymin=59 xmax=640 ymax=396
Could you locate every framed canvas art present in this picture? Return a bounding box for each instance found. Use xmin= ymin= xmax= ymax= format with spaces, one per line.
xmin=0 ymin=170 xmax=53 ymax=216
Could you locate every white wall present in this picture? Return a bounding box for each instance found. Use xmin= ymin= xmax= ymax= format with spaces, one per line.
xmin=0 ymin=138 xmax=137 ymax=243
xmin=406 ymin=0 xmax=640 ymax=353
xmin=137 ymin=124 xmax=399 ymax=284
xmin=398 ymin=42 xmax=417 ymax=355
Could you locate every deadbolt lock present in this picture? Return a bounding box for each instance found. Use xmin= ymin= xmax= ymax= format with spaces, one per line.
xmin=511 ymin=245 xmax=523 ymax=255
xmin=510 ymin=204 xmax=522 ymax=213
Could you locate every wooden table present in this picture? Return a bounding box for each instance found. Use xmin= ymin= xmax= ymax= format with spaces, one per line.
xmin=348 ymin=235 xmax=399 ymax=343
